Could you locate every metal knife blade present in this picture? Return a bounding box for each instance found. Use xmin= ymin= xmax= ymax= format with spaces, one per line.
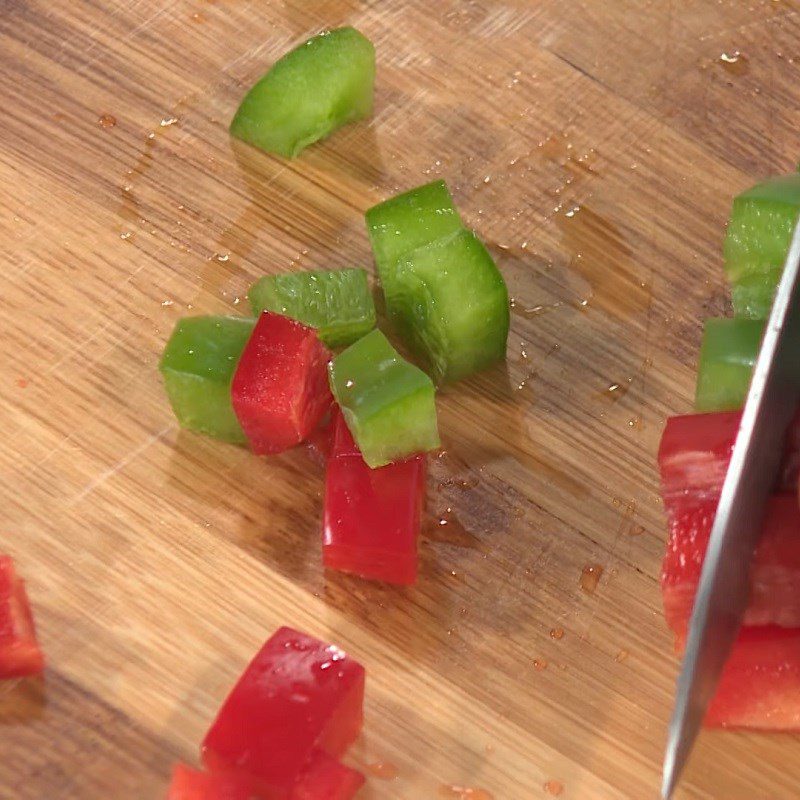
xmin=662 ymin=218 xmax=800 ymax=799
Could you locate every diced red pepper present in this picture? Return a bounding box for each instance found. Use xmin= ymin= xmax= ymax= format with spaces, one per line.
xmin=658 ymin=410 xmax=800 ymax=503
xmin=290 ymin=752 xmax=364 ymax=800
xmin=662 ymin=495 xmax=800 ymax=633
xmin=675 ymin=627 xmax=800 ymax=730
xmin=165 ymin=763 xmax=257 ymax=799
xmin=231 ymin=312 xmax=333 ymax=455
xmin=201 ymin=627 xmax=364 ymax=799
xmin=323 ymin=410 xmax=425 ymax=585
xmin=0 ymin=556 xmax=44 ymax=679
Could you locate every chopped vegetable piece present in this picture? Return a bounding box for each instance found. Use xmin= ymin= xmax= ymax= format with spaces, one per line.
xmin=231 ymin=312 xmax=333 ymax=455
xmin=0 ymin=556 xmax=44 ymax=679
xmin=323 ymin=410 xmax=425 ymax=584
xmin=731 ymin=268 xmax=782 ymax=321
xmin=249 ymin=269 xmax=376 ymax=348
xmin=694 ymin=317 xmax=764 ymax=412
xmin=662 ymin=495 xmax=800 ymax=633
xmin=160 ymin=316 xmax=256 ymax=444
xmin=675 ymin=626 xmax=800 ymax=730
xmin=202 ymin=627 xmax=364 ymax=798
xmin=165 ymin=763 xmax=257 ymax=800
xmin=724 ymin=174 xmax=800 ymax=317
xmin=388 ymin=229 xmax=509 ymax=383
xmin=365 ymin=180 xmax=463 ymax=294
xmin=658 ymin=410 xmax=800 ymax=503
xmin=290 ymin=752 xmax=365 ymax=800
xmin=230 ymin=27 xmax=375 ymax=158
xmin=328 ymin=330 xmax=440 ymax=468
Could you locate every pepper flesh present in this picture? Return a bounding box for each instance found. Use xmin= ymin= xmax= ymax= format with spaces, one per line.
xmin=230 ymin=27 xmax=375 ymax=158
xmin=248 ymin=268 xmax=376 ymax=348
xmin=389 ymin=229 xmax=509 ymax=383
xmin=323 ymin=410 xmax=425 ymax=584
xmin=694 ymin=317 xmax=764 ymax=412
xmin=365 ymin=180 xmax=462 ymax=295
xmin=328 ymin=329 xmax=440 ymax=468
xmin=201 ymin=627 xmax=364 ymax=798
xmin=290 ymin=752 xmax=365 ymax=800
xmin=231 ymin=312 xmax=333 ymax=455
xmin=658 ymin=410 xmax=800 ymax=503
xmin=160 ymin=316 xmax=256 ymax=444
xmin=165 ymin=763 xmax=257 ymax=799
xmin=724 ymin=174 xmax=800 ymax=317
xmin=675 ymin=626 xmax=800 ymax=730
xmin=0 ymin=556 xmax=44 ymax=679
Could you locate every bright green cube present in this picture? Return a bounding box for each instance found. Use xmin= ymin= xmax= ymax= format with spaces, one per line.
xmin=230 ymin=27 xmax=375 ymax=158
xmin=328 ymin=329 xmax=440 ymax=468
xmin=365 ymin=180 xmax=463 ymax=293
xmin=695 ymin=317 xmax=764 ymax=412
xmin=248 ymin=268 xmax=376 ymax=348
xmin=389 ymin=230 xmax=509 ymax=384
xmin=724 ymin=174 xmax=800 ymax=317
xmin=159 ymin=316 xmax=255 ymax=443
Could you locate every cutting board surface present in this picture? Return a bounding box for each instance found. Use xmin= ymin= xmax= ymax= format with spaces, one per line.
xmin=2 ymin=1 xmax=800 ymax=798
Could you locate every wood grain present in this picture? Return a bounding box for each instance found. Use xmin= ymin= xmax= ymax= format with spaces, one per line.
xmin=1 ymin=1 xmax=799 ymax=797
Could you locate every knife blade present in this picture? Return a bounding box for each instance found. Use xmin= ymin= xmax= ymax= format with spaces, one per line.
xmin=661 ymin=218 xmax=800 ymax=799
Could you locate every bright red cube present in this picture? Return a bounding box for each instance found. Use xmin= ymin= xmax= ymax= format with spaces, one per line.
xmin=165 ymin=763 xmax=257 ymax=799
xmin=231 ymin=312 xmax=333 ymax=455
xmin=0 ymin=556 xmax=44 ymax=679
xmin=290 ymin=752 xmax=365 ymax=800
xmin=201 ymin=627 xmax=364 ymax=798
xmin=323 ymin=410 xmax=425 ymax=585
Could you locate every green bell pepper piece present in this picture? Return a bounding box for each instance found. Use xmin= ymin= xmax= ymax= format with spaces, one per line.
xmin=365 ymin=180 xmax=463 ymax=294
xmin=388 ymin=229 xmax=509 ymax=384
xmin=724 ymin=174 xmax=800 ymax=317
xmin=248 ymin=268 xmax=376 ymax=348
xmin=160 ymin=316 xmax=255 ymax=443
xmin=328 ymin=329 xmax=439 ymax=468
xmin=695 ymin=317 xmax=764 ymax=412
xmin=230 ymin=27 xmax=375 ymax=159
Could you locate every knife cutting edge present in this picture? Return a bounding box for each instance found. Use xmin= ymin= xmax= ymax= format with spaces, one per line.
xmin=661 ymin=217 xmax=800 ymax=799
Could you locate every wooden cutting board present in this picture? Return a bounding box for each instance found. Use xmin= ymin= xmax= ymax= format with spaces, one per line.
xmin=2 ymin=1 xmax=799 ymax=797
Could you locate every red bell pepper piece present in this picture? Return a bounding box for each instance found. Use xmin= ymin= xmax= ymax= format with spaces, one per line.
xmin=165 ymin=763 xmax=258 ymax=799
xmin=201 ymin=627 xmax=364 ymax=799
xmin=231 ymin=312 xmax=333 ymax=455
xmin=0 ymin=556 xmax=44 ymax=679
xmin=658 ymin=409 xmax=800 ymax=504
xmin=290 ymin=752 xmax=364 ymax=800
xmin=675 ymin=626 xmax=800 ymax=730
xmin=323 ymin=410 xmax=425 ymax=585
xmin=662 ymin=495 xmax=800 ymax=633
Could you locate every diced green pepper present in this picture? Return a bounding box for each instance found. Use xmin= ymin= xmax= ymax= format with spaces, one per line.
xmin=328 ymin=330 xmax=439 ymax=468
xmin=724 ymin=174 xmax=800 ymax=317
xmin=248 ymin=268 xmax=376 ymax=348
xmin=695 ymin=317 xmax=764 ymax=412
xmin=730 ymin=268 xmax=783 ymax=320
xmin=160 ymin=316 xmax=255 ymax=443
xmin=365 ymin=180 xmax=463 ymax=294
xmin=388 ymin=230 xmax=509 ymax=383
xmin=230 ymin=27 xmax=375 ymax=159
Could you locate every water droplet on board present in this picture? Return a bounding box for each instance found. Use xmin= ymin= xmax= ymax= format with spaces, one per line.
xmin=719 ymin=50 xmax=749 ymax=75
xmin=510 ymin=299 xmax=564 ymax=319
xmin=533 ymin=658 xmax=548 ymax=671
xmin=544 ymin=779 xmax=564 ymax=796
xmin=580 ymin=564 xmax=604 ymax=594
xmin=550 ymin=628 xmax=564 ymax=640
xmin=98 ymin=113 xmax=117 ymax=129
xmin=439 ymin=785 xmax=494 ymax=799
xmin=367 ymin=761 xmax=399 ymax=780
xmin=615 ymin=649 xmax=629 ymax=663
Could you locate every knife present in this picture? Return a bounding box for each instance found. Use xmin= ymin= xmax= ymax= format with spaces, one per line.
xmin=661 ymin=217 xmax=800 ymax=799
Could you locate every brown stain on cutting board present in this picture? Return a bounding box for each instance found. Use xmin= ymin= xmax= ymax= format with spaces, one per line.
xmin=2 ymin=1 xmax=800 ymax=799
